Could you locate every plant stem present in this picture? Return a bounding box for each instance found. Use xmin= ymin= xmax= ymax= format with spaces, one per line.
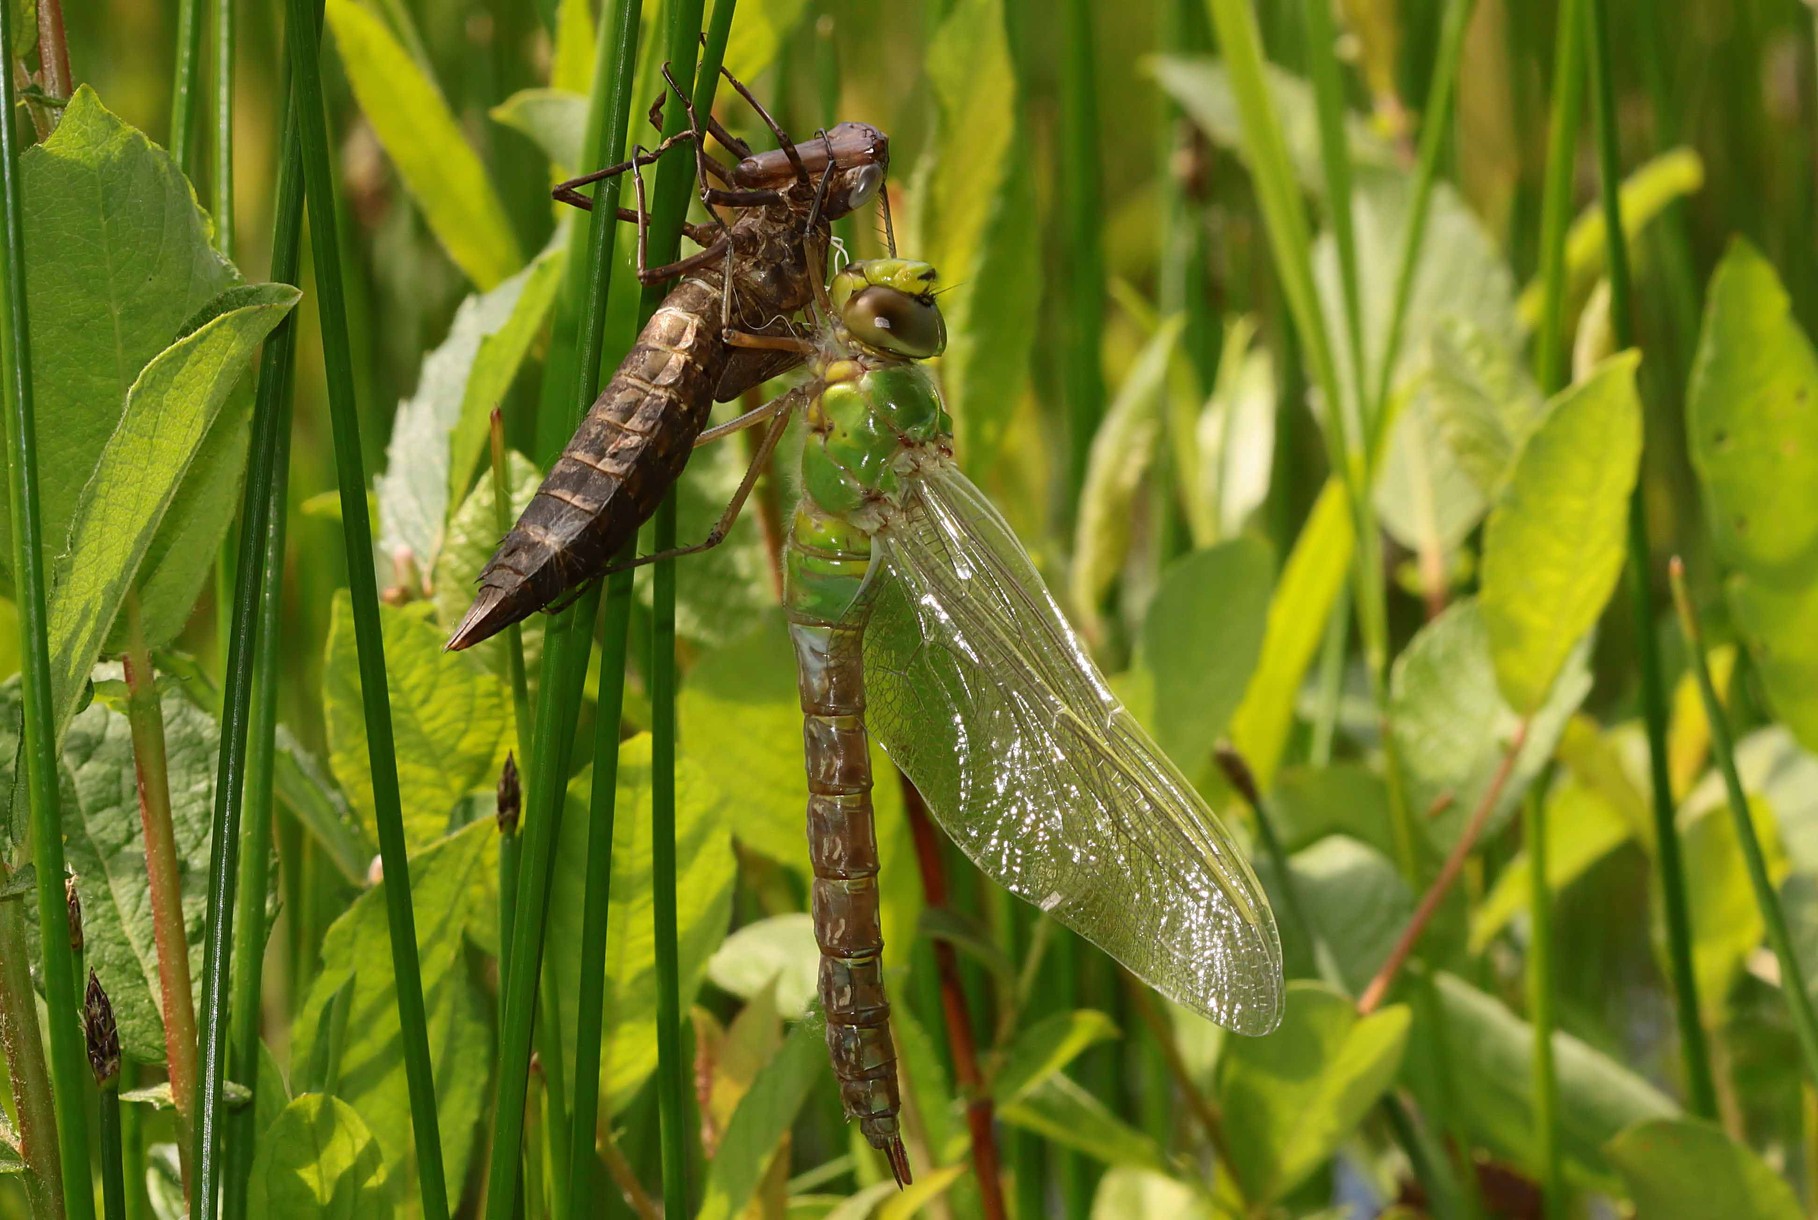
xmin=1123 ymin=979 xmax=1235 ymax=1178
xmin=223 ymin=359 xmax=296 ymax=1218
xmin=0 ymin=861 xmax=64 ymax=1219
xmin=1523 ymin=785 xmax=1564 ymax=1218
xmin=190 ymin=6 xmax=310 ymax=1210
xmin=85 ymin=972 xmax=125 ymax=1220
xmin=1670 ymin=559 xmax=1818 ymax=1086
xmin=1359 ymin=721 xmax=1528 ymax=1014
xmin=35 ymin=0 xmax=71 ymax=107
xmin=169 ymin=0 xmax=205 ymax=176
xmin=1583 ymin=0 xmax=1716 ymax=1120
xmin=0 ymin=0 xmax=92 ymax=1201
xmin=902 ymin=776 xmax=1006 ymax=1219
xmin=1298 ymin=0 xmax=1366 ymax=441
xmin=1057 ymin=0 xmax=1105 ymax=521
xmin=1533 ymin=0 xmax=1585 ymax=396
xmin=275 ymin=2 xmax=449 ymax=1212
xmin=489 ymin=409 xmax=534 ymax=764
xmin=121 ymin=594 xmax=199 ymax=1193
xmin=210 ymin=0 xmax=233 ymax=255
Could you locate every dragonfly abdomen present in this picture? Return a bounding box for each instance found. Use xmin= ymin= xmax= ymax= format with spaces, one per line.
xmin=447 ymin=293 xmax=724 ymax=651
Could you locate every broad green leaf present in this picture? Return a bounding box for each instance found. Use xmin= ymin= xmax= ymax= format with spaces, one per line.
xmin=1287 ymin=837 xmax=1412 ymax=996
xmin=1189 ymin=318 xmax=1276 ymax=546
xmin=323 ymin=596 xmax=506 ymax=849
xmin=723 ymin=0 xmax=811 ymax=82
xmin=991 ymin=1010 xmax=1121 ymax=1105
xmin=1425 ymin=972 xmax=1676 ymax=1191
xmin=1606 ymin=1118 xmax=1800 ymax=1220
xmin=431 ymin=451 xmax=544 ymax=684
xmin=1682 ymin=797 xmax=1783 ymax=1015
xmin=5 ymin=89 xmax=252 ymax=660
xmin=47 ymin=284 xmax=297 ymax=734
xmin=274 ymin=726 xmax=374 ymax=885
xmin=325 ymin=0 xmax=521 ymax=288
xmin=1218 ymin=981 xmax=1410 ymax=1203
xmin=1687 ymin=241 xmax=1818 ymax=748
xmin=1 ymin=683 xmax=217 ymax=1062
xmin=1516 ymin=149 xmax=1706 ymax=327
xmin=1072 ymin=317 xmax=1185 ymax=630
xmin=247 ymin=1095 xmax=394 ymax=1219
xmin=1269 ymin=763 xmax=1397 ymax=862
xmin=1229 ymin=479 xmax=1354 ymax=790
xmin=1391 ymin=598 xmax=1591 ymax=850
xmin=1481 ymin=353 xmax=1642 ymax=715
xmin=1091 ymin=1169 xmax=1213 ymax=1220
xmin=490 ymin=88 xmax=588 ymax=173
xmin=376 ymin=245 xmax=560 ymax=582
xmin=550 ymin=735 xmax=736 ymax=1110
xmin=1137 ymin=536 xmax=1272 ymax=772
xmin=696 ymin=1014 xmax=826 ymax=1220
xmin=292 ymin=819 xmax=496 ymax=1209
xmin=1423 ymin=316 xmax=1547 ymax=500
xmin=918 ymin=0 xmax=1038 ymax=470
xmin=1000 ymin=1074 xmax=1168 ymax=1173
xmin=1471 ymin=780 xmax=1634 ymax=952
xmin=707 ymin=914 xmax=819 ymax=1016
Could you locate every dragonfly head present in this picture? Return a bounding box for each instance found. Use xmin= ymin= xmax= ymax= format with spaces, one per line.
xmin=734 ymin=121 xmax=889 ymax=220
xmin=830 ymin=259 xmax=947 ymax=361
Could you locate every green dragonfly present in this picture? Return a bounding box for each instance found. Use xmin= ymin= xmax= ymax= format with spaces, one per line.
xmin=769 ymin=258 xmax=1285 ymax=1183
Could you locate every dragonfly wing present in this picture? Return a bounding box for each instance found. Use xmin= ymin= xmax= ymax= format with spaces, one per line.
xmin=851 ymin=460 xmax=1284 ymax=1034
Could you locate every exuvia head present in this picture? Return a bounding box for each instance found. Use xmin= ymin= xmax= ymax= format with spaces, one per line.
xmin=830 ymin=260 xmax=947 ymax=360
xmin=733 ymin=121 xmax=889 ymax=220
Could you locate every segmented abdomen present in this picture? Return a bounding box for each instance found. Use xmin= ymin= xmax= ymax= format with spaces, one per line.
xmin=446 ymin=284 xmax=724 ymax=651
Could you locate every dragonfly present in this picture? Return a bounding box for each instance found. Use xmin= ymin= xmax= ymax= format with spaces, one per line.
xmin=446 ymin=65 xmax=892 ymax=652
xmin=775 ymin=259 xmax=1285 ymax=1183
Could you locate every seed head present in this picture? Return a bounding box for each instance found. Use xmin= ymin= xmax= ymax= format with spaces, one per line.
xmin=65 ymin=875 xmax=82 ymax=955
xmin=497 ymin=753 xmax=521 ymax=835
xmin=83 ymin=971 xmax=120 ymax=1085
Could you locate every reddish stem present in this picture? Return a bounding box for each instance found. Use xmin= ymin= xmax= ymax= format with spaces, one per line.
xmin=900 ymin=771 xmax=1007 ymax=1220
xmin=1358 ymin=719 xmax=1530 ymax=1014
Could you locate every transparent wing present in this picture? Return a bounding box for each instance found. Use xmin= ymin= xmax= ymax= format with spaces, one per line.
xmin=847 ymin=461 xmax=1283 ymax=1034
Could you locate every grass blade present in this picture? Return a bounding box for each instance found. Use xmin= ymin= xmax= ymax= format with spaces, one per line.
xmin=1584 ymin=0 xmax=1716 ymax=1120
xmin=1297 ymin=0 xmax=1365 ymax=436
xmin=1057 ymin=0 xmax=1105 ymax=519
xmin=0 ymin=0 xmax=93 ymax=1205
xmin=264 ymin=1 xmax=451 ymax=1213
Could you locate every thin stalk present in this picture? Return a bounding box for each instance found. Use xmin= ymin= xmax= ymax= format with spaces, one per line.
xmin=0 ymin=862 xmax=64 ymax=1219
xmin=86 ymin=972 xmax=125 ymax=1220
xmin=640 ymin=3 xmax=727 ymax=1214
xmin=275 ymin=2 xmax=448 ymax=1213
xmin=190 ymin=5 xmax=309 ymax=1207
xmin=1308 ymin=582 xmax=1350 ymax=767
xmin=1368 ymin=0 xmax=1475 ymax=451
xmin=902 ymin=777 xmax=1006 ymax=1219
xmin=210 ymin=0 xmax=233 ymax=255
xmin=223 ymin=360 xmax=296 ymax=1219
xmin=1359 ymin=721 xmax=1528 ymax=1014
xmin=485 ymin=0 xmax=650 ymax=1203
xmin=562 ymin=557 xmax=634 ymax=1214
xmin=35 ymin=0 xmax=71 ymax=107
xmin=1533 ymin=0 xmax=1586 ymax=396
xmin=1584 ymin=0 xmax=1716 ymax=1120
xmin=1004 ymin=894 xmax=1046 ymax=1219
xmin=169 ymin=0 xmax=205 ymax=175
xmin=121 ymin=595 xmax=199 ymax=1192
xmin=1057 ymin=0 xmax=1106 ymax=519
xmin=0 ymin=0 xmax=92 ymax=1199
xmin=1123 ymin=979 xmax=1236 ymax=1172
xmin=1670 ymin=559 xmax=1818 ymax=1085
xmin=1524 ymin=786 xmax=1564 ymax=1218
xmin=490 ymin=410 xmax=534 ymax=763
xmin=496 ymin=752 xmax=521 ymax=1030
xmin=1297 ymin=0 xmax=1367 ymax=440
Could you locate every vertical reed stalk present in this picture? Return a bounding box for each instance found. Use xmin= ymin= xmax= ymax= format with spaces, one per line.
xmin=0 ymin=0 xmax=93 ymax=1202
xmin=210 ymin=0 xmax=233 ymax=255
xmin=1669 ymin=560 xmax=1818 ymax=1085
xmin=1057 ymin=0 xmax=1105 ymax=520
xmin=1297 ymin=0 xmax=1366 ymax=436
xmin=121 ymin=594 xmax=198 ymax=1191
xmin=169 ymin=0 xmax=204 ymax=174
xmin=0 ymin=860 xmax=64 ymax=1218
xmin=272 ymin=3 xmax=449 ymax=1213
xmin=485 ymin=0 xmax=648 ymax=1207
xmin=1582 ymin=0 xmax=1716 ymax=1120
xmin=489 ymin=410 xmax=534 ymax=763
xmin=1523 ymin=785 xmax=1564 ymax=1217
xmin=195 ymin=13 xmax=308 ymax=1207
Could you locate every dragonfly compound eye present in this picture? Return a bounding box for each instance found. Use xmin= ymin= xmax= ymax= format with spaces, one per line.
xmin=845 ymin=286 xmax=947 ymax=360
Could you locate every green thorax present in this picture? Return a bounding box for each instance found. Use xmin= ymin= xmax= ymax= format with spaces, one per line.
xmin=799 ymin=357 xmax=952 ymax=523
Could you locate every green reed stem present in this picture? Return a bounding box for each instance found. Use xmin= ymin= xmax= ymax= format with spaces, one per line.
xmin=1583 ymin=0 xmax=1717 ymax=1120
xmin=169 ymin=0 xmax=204 ymax=175
xmin=210 ymin=0 xmax=233 ymax=251
xmin=121 ymin=595 xmax=199 ymax=1190
xmin=192 ymin=15 xmax=308 ymax=1208
xmin=0 ymin=861 xmax=63 ymax=1219
xmin=0 ymin=0 xmax=91 ymax=1205
xmin=486 ymin=1 xmax=648 ymax=1210
xmin=278 ymin=3 xmax=449 ymax=1212
xmin=1369 ymin=0 xmax=1474 ymax=452
xmin=1523 ymin=785 xmax=1564 ymax=1218
xmin=1669 ymin=560 xmax=1818 ymax=1086
xmin=489 ymin=410 xmax=535 ymax=763
xmin=223 ymin=357 xmax=296 ymax=1219
xmin=1057 ymin=0 xmax=1105 ymax=522
xmin=1297 ymin=0 xmax=1365 ymax=439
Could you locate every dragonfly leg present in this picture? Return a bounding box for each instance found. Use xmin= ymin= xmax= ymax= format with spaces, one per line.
xmin=604 ymin=386 xmax=807 ymax=574
xmin=551 ymin=131 xmax=699 ymax=211
xmin=638 ymin=238 xmax=731 ymax=287
xmin=718 ymin=63 xmax=810 ymax=185
xmin=695 ymin=381 xmax=807 ymax=446
xmin=723 ymin=329 xmax=814 ymax=356
xmin=800 ymin=132 xmax=840 ymax=315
